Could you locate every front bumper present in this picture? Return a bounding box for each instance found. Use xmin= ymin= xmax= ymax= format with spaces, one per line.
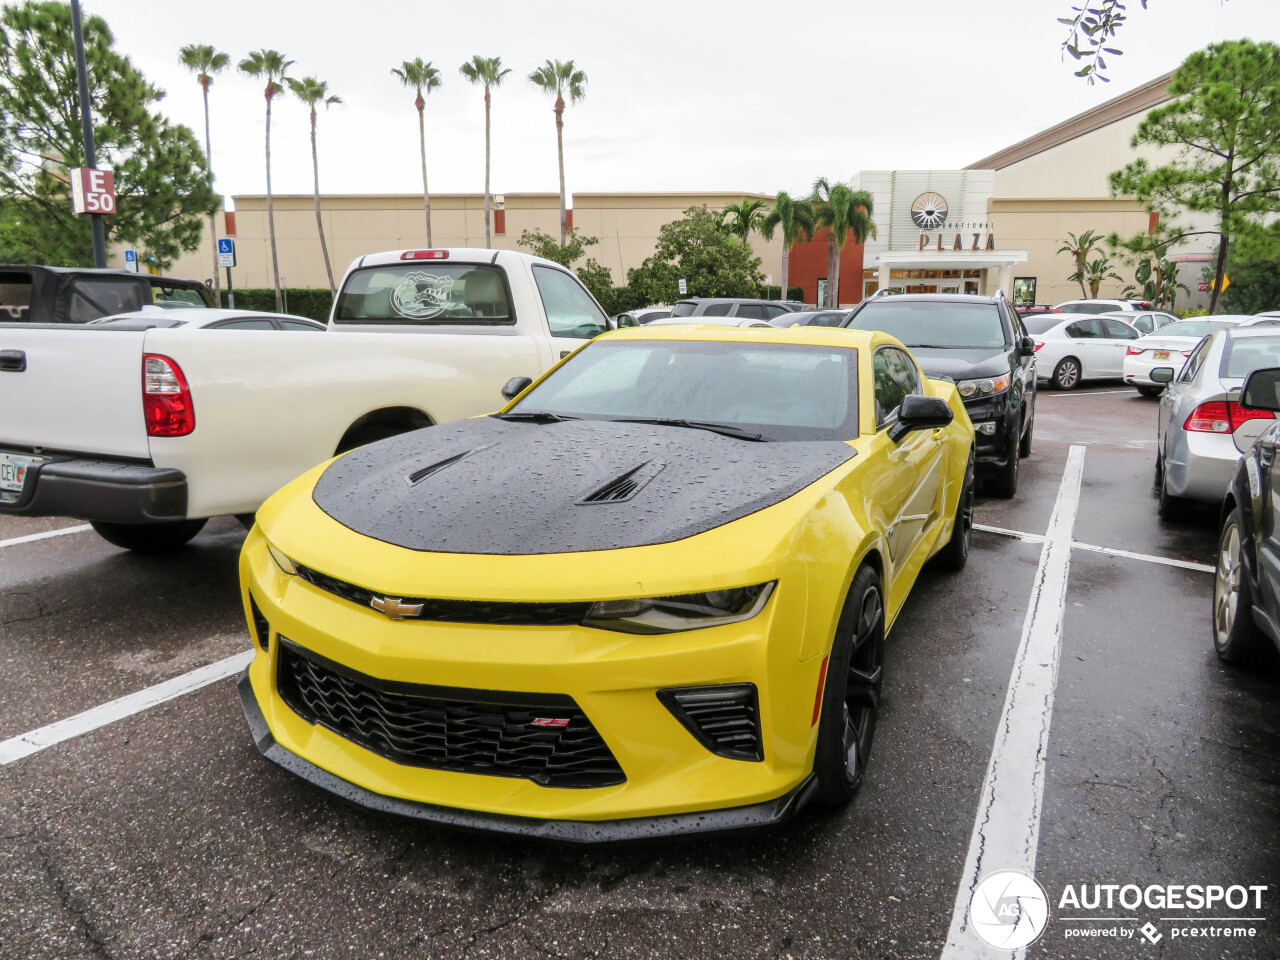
xmin=0 ymin=455 xmax=187 ymax=523
xmin=238 ymin=523 xmax=827 ymax=832
xmin=963 ymin=393 xmax=1019 ymax=469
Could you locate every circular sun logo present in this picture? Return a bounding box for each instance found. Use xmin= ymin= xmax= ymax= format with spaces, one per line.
xmin=968 ymin=869 xmax=1050 ymax=949
xmin=910 ymin=192 xmax=949 ymax=230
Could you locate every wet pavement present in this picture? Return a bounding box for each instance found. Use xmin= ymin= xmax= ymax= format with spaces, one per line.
xmin=2 ymin=385 xmax=1278 ymax=959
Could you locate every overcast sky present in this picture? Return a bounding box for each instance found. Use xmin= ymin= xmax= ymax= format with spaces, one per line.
xmin=86 ymin=0 xmax=1280 ymax=207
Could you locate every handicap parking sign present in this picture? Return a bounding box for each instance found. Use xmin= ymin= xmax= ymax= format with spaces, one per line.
xmin=217 ymin=237 xmax=236 ymax=267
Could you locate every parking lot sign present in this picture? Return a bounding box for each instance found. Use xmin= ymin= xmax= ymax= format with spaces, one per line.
xmin=678 ymin=278 xmax=687 ymax=296
xmin=68 ymin=167 xmax=116 ymax=215
xmin=217 ymin=238 xmax=236 ymax=268
xmin=123 ymin=249 xmax=138 ymax=274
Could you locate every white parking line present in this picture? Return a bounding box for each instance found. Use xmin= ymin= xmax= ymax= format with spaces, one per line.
xmin=942 ymin=444 xmax=1086 ymax=959
xmin=0 ymin=650 xmax=252 ymax=766
xmin=974 ymin=523 xmax=1214 ymax=574
xmin=0 ymin=524 xmax=92 ymax=550
xmin=1038 ymin=388 xmax=1134 ymax=397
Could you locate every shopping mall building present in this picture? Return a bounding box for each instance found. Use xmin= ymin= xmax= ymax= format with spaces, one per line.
xmin=156 ymin=70 xmax=1217 ymax=311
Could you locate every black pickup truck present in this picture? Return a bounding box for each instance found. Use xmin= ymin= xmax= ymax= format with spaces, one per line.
xmin=0 ymin=265 xmax=213 ymax=324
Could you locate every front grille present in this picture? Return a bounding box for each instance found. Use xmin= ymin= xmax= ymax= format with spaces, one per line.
xmin=658 ymin=683 xmax=763 ymax=761
xmin=276 ymin=641 xmax=625 ymax=788
xmin=294 ymin=564 xmax=591 ymax=626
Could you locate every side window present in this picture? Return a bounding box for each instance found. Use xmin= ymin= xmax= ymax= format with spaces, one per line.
xmin=1132 ymin=315 xmax=1154 ymax=335
xmin=280 ymin=320 xmax=324 ymax=331
xmin=873 ymin=346 xmax=920 ymax=428
xmin=67 ymin=279 xmax=145 ymax=322
xmin=1066 ymin=320 xmax=1103 ymax=339
xmin=212 ymin=318 xmax=278 ymax=330
xmin=762 ymin=305 xmax=789 ymax=319
xmin=701 ymin=302 xmax=733 ymax=317
xmin=1103 ymin=319 xmax=1139 ymax=340
xmin=736 ymin=303 xmax=767 ymax=320
xmin=531 ymin=266 xmax=608 ymax=339
xmin=1179 ymin=340 xmax=1211 ymax=383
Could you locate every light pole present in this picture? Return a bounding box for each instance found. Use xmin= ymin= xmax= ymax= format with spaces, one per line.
xmin=70 ymin=0 xmax=106 ymax=268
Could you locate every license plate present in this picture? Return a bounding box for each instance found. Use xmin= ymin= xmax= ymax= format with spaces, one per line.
xmin=1154 ymin=350 xmax=1170 ymax=359
xmin=0 ymin=452 xmax=43 ymax=494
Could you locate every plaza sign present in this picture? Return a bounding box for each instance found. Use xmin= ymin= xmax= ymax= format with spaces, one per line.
xmin=69 ymin=167 xmax=116 ymax=215
xmin=919 ymin=232 xmax=997 ymax=252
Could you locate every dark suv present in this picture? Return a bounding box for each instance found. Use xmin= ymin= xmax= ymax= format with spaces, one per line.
xmin=841 ymin=293 xmax=1036 ymax=497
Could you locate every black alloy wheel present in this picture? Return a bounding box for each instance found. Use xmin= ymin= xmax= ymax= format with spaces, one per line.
xmin=934 ymin=449 xmax=975 ymax=571
xmin=814 ymin=565 xmax=885 ymax=805
xmin=985 ymin=415 xmax=1021 ymax=499
xmin=1052 ymin=357 xmax=1081 ymax=390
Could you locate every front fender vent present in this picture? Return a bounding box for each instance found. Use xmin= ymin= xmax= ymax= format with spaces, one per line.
xmin=577 ymin=460 xmax=666 ymax=505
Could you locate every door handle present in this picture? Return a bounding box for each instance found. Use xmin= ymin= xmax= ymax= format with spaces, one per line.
xmin=0 ymin=349 xmax=25 ymax=372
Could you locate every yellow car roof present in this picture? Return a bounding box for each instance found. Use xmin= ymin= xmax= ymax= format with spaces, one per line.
xmin=601 ymin=324 xmax=887 ymax=349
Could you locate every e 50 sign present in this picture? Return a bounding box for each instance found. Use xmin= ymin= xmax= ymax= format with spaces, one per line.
xmin=69 ymin=167 xmax=116 ymax=215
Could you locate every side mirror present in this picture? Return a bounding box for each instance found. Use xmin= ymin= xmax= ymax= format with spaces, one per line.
xmin=501 ymin=376 xmax=532 ymax=401
xmin=1017 ymin=336 xmax=1036 ymax=357
xmin=889 ymin=394 xmax=954 ymax=443
xmin=1241 ymin=367 xmax=1280 ymax=412
xmin=1150 ymin=367 xmax=1175 ymax=384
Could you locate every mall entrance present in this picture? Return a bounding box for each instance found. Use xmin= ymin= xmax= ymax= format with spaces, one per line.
xmin=864 ymin=268 xmax=984 ymax=298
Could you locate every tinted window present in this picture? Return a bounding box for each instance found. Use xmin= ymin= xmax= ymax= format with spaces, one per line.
xmin=1153 ymin=313 xmax=1179 ymax=328
xmin=670 ymin=301 xmax=697 ymax=317
xmin=68 ymin=279 xmax=146 ymax=322
xmin=281 ymin=319 xmax=324 ymax=331
xmin=532 ymin=266 xmax=608 ymax=339
xmin=151 ymin=282 xmax=213 ymax=307
xmin=1022 ymin=315 xmax=1065 ymax=335
xmin=639 ymin=309 xmax=670 ymax=323
xmin=213 ymin=319 xmax=277 ymax=330
xmin=334 ymin=263 xmax=514 ymax=324
xmin=847 ymin=300 xmax=1008 ymax=349
xmin=1221 ymin=337 xmax=1280 ymax=379
xmin=511 ymin=339 xmax=859 ymax=440
xmin=736 ymin=303 xmax=767 ymax=320
xmin=1067 ymin=320 xmax=1104 ymax=339
xmin=872 ymin=346 xmax=919 ymax=428
xmin=0 ymin=272 xmax=32 ymax=321
xmin=701 ymin=302 xmax=733 ymax=317
xmin=807 ymin=312 xmax=848 ymax=328
xmin=1103 ymin=319 xmax=1139 ymax=339
xmin=762 ymin=305 xmax=788 ymax=319
xmin=1059 ymin=302 xmax=1110 ymax=315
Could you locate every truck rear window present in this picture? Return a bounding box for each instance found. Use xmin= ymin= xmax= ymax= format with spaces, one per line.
xmin=0 ymin=272 xmax=31 ymax=321
xmin=334 ymin=263 xmax=514 ymax=324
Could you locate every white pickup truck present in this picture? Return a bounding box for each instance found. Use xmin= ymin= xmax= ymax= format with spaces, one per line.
xmin=0 ymin=248 xmax=612 ymax=552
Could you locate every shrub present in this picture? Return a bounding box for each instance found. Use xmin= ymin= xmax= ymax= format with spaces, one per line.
xmin=229 ymin=288 xmax=334 ymax=322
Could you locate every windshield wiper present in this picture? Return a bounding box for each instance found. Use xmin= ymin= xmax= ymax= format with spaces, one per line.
xmin=492 ymin=411 xmax=578 ymax=423
xmin=612 ymin=417 xmax=765 ymax=441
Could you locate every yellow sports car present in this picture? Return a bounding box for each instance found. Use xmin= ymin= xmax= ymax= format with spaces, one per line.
xmin=237 ymin=325 xmax=974 ymax=840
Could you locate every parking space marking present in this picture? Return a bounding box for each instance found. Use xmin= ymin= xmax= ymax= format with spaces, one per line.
xmin=1038 ymin=388 xmax=1133 ymax=397
xmin=0 ymin=523 xmax=92 ymax=550
xmin=974 ymin=523 xmax=1214 ymax=574
xmin=0 ymin=649 xmax=252 ymax=766
xmin=942 ymin=444 xmax=1086 ymax=959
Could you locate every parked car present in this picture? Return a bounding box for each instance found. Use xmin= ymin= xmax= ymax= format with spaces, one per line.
xmin=668 ymin=298 xmax=801 ymax=322
xmin=1023 ymin=313 xmax=1140 ymax=389
xmin=769 ymin=309 xmax=850 ymax=328
xmin=1152 ymin=327 xmax=1280 ymax=518
xmin=237 ymin=323 xmax=976 ymax=839
xmin=1104 ymin=309 xmax=1180 ymax=336
xmin=0 ymin=248 xmax=611 ymax=553
xmin=612 ymin=305 xmax=672 ymax=326
xmin=1215 ymin=366 xmax=1280 ymax=662
xmin=1053 ymin=298 xmax=1152 ymax=314
xmin=88 ymin=308 xmax=326 ymax=331
xmin=841 ymin=292 xmax=1034 ymax=497
xmin=0 ymin=265 xmax=213 ymax=323
xmin=1014 ymin=305 xmax=1061 ymax=318
xmin=1121 ymin=319 xmax=1243 ymax=396
xmin=648 ymin=315 xmax=772 ymax=328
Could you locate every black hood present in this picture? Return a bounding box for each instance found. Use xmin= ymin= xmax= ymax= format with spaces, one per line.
xmin=908 ymin=347 xmax=1013 ymax=382
xmin=311 ymin=417 xmax=856 ymax=555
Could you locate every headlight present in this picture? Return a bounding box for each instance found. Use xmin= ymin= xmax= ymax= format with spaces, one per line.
xmin=583 ymin=582 xmax=775 ymax=634
xmin=956 ymin=374 xmax=1011 ymax=397
xmin=266 ymin=541 xmax=297 ymax=576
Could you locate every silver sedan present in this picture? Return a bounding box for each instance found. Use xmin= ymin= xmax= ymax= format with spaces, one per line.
xmin=1154 ymin=328 xmax=1280 ymax=517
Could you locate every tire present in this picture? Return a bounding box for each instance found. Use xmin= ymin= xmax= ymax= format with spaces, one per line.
xmin=933 ymin=448 xmax=975 ymax=571
xmin=985 ymin=415 xmax=1021 ymax=499
xmin=91 ymin=518 xmax=207 ymax=554
xmin=1018 ymin=401 xmax=1034 ymax=458
xmin=1137 ymin=385 xmax=1163 ymax=399
xmin=1156 ymin=456 xmax=1188 ymax=521
xmin=1051 ymin=357 xmax=1082 ymax=390
xmin=813 ymin=565 xmax=885 ymax=806
xmin=1214 ymin=510 xmax=1265 ymax=664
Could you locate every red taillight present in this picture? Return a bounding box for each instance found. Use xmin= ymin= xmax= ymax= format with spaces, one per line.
xmin=1182 ymin=349 xmax=1193 ymax=357
xmin=400 ymin=250 xmax=449 ymax=260
xmin=1033 ymin=341 xmax=1044 ymax=352
xmin=1184 ymin=400 xmax=1274 ymax=434
xmin=143 ymin=354 xmax=194 ymax=437
xmin=1127 ymin=346 xmax=1144 ymax=356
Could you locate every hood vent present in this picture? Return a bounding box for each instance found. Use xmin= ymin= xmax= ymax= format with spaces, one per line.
xmin=577 ymin=460 xmax=666 ymax=505
xmin=405 ymin=451 xmax=473 ymax=487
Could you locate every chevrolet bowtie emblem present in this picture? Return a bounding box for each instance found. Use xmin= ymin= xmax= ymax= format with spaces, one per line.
xmin=369 ymin=596 xmax=424 ymax=620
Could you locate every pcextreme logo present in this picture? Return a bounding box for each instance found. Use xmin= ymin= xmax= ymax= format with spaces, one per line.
xmin=969 ymin=870 xmax=1050 ymax=949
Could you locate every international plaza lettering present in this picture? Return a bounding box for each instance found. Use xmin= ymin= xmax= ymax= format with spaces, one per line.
xmin=919 ymin=232 xmax=997 ymax=252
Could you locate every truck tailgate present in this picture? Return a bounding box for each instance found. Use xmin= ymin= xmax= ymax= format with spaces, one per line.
xmin=0 ymin=325 xmax=151 ymax=459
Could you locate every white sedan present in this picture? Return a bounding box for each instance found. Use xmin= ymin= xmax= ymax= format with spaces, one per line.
xmin=88 ymin=307 xmax=327 ymax=331
xmin=1121 ymin=319 xmax=1244 ymax=397
xmin=1022 ymin=312 xmax=1142 ymax=390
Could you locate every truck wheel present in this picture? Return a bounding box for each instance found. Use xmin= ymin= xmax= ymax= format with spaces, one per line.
xmin=91 ymin=519 xmax=207 ymax=554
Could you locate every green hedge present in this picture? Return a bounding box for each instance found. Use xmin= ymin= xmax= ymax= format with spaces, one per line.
xmin=762 ymin=285 xmax=806 ymax=301
xmin=228 ymin=288 xmax=334 ymax=322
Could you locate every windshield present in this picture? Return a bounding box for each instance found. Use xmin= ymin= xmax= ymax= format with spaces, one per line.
xmin=509 ymin=339 xmax=859 ymax=441
xmin=333 ymin=263 xmax=514 ymax=324
xmin=845 ymin=300 xmax=1009 ymax=350
xmin=1022 ymin=315 xmax=1065 ymax=335
xmin=1154 ymin=320 xmax=1236 ymax=339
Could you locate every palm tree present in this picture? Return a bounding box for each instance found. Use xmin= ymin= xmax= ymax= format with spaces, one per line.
xmin=287 ymin=77 xmax=341 ymax=296
xmin=527 ymin=59 xmax=587 ymax=247
xmin=760 ymin=192 xmax=815 ymax=300
xmin=459 ymin=55 xmax=511 ymax=248
xmin=1057 ymin=229 xmax=1102 ymax=299
xmin=811 ymin=178 xmax=876 ymax=308
xmin=239 ymin=49 xmax=293 ymax=311
xmin=391 ymin=58 xmax=442 ymax=246
xmin=178 ymin=44 xmax=230 ymax=306
xmin=720 ymin=198 xmax=768 ymax=242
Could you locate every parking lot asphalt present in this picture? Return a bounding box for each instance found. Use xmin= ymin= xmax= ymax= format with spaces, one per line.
xmin=2 ymin=385 xmax=1279 ymax=960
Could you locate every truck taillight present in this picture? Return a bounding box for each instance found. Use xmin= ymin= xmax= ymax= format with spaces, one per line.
xmin=143 ymin=354 xmax=195 ymax=437
xmin=401 ymin=250 xmax=449 ymax=260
